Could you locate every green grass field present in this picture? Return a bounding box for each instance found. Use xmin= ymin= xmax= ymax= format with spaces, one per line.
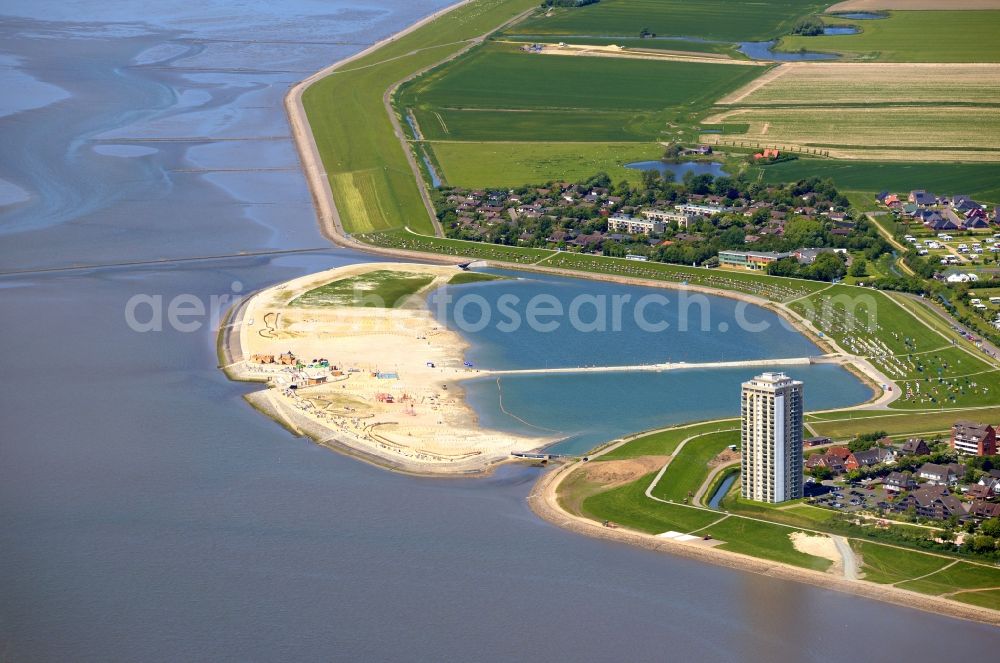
xmin=510 ymin=0 xmax=829 ymax=42
xmin=705 ymin=517 xmax=833 ymax=571
xmin=581 ymin=474 xmax=722 ymax=533
xmin=723 ymin=497 xmax=838 ymax=529
xmin=402 ymin=43 xmax=765 ymax=113
xmin=806 ymin=406 xmax=1000 ymax=438
xmin=399 ymin=41 xmax=766 ymax=183
xmin=650 ymin=430 xmax=739 ymax=502
xmin=427 ymin=141 xmax=659 ymax=187
xmin=414 ymin=108 xmax=663 ymax=142
xmin=447 ymin=271 xmax=504 ymax=285
xmin=951 ymin=589 xmax=1000 ymax=611
xmin=778 ymin=12 xmax=1000 ymax=62
xmin=754 ymin=160 xmax=1000 ymax=202
xmin=600 ymin=420 xmax=738 ymax=460
xmin=897 ymin=562 xmax=1000 ymax=595
xmin=852 ymin=541 xmax=953 ymax=585
xmin=302 ymin=0 xmax=539 ymax=235
xmin=292 ymin=270 xmax=435 ymax=308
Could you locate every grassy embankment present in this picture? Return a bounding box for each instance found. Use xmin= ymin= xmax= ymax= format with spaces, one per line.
xmin=563 ymin=421 xmax=1000 ymax=605
xmin=301 ymin=0 xmax=540 ymax=235
xmin=361 ymin=228 xmax=829 ymax=301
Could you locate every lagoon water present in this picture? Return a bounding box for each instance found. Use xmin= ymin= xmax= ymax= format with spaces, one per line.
xmin=2 ymin=1 xmax=1000 ymax=660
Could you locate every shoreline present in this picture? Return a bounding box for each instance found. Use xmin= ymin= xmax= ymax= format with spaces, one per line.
xmin=221 ymin=262 xmax=556 ymax=476
xmin=271 ymin=0 xmax=999 ymax=625
xmin=528 ymin=459 xmax=1000 ymax=628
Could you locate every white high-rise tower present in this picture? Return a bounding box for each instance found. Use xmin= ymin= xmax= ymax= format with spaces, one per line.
xmin=741 ymin=372 xmax=803 ymax=503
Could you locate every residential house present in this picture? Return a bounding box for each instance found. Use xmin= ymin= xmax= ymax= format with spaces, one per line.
xmin=899 ymin=438 xmax=930 ymax=456
xmin=909 ymin=190 xmax=937 ymax=206
xmin=951 ymin=421 xmax=997 ymax=456
xmin=970 ymin=500 xmax=1000 ymax=520
xmin=805 ymin=453 xmax=845 ymax=475
xmin=884 ymin=471 xmax=917 ymax=493
xmin=845 ymin=446 xmax=896 ymax=470
xmin=894 ymin=485 xmax=967 ymax=520
xmin=917 ymin=462 xmax=962 ymax=486
xmin=926 ymin=216 xmax=959 ymax=232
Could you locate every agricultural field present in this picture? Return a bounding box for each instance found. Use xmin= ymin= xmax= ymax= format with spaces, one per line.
xmin=718 ymin=62 xmax=1000 ymax=105
xmin=753 ymin=160 xmax=1000 ymax=202
xmin=302 ymin=0 xmax=539 ymax=235
xmin=427 ymin=141 xmax=658 ymax=188
xmin=400 ymin=43 xmax=763 ymax=114
xmin=827 ymin=1 xmax=1000 ymax=8
xmin=397 ymin=39 xmax=769 ymax=186
xmin=501 ymin=35 xmax=740 ymax=57
xmin=703 ymin=106 xmax=1000 ymax=161
xmin=415 ymin=108 xmax=661 ymax=142
xmin=778 ymin=11 xmax=1000 ymax=62
xmin=508 ymin=0 xmax=830 ymax=42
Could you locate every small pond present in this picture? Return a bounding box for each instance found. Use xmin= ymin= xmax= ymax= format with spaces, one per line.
xmin=823 ymin=25 xmax=859 ymax=35
xmin=831 ymin=12 xmax=886 ymax=20
xmin=625 ymin=161 xmax=728 ymax=181
xmin=738 ymin=40 xmax=838 ymax=61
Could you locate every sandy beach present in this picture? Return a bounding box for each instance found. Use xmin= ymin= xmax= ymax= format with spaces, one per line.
xmin=222 ymin=262 xmax=553 ymax=475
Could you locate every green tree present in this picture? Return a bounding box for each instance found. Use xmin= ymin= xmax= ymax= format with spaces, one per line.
xmin=981 ymin=518 xmax=1000 ymax=538
xmin=849 ymin=258 xmax=868 ymax=278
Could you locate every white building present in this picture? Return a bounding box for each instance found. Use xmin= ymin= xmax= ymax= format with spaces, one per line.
xmin=741 ymin=372 xmax=804 ymax=503
xmin=641 ymin=208 xmax=698 ymax=228
xmin=607 ymin=214 xmax=664 ymax=234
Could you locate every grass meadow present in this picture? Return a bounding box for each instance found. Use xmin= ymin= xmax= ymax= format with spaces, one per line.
xmin=510 ymin=0 xmax=830 ymax=42
xmin=302 ymin=0 xmax=538 ymax=235
xmin=753 ymin=160 xmax=1000 ymax=202
xmin=779 ymin=11 xmax=1000 ymax=62
xmin=427 ymin=141 xmax=658 ymax=188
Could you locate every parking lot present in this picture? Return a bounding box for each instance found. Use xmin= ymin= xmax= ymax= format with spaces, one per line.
xmin=806 ymin=480 xmax=891 ymax=514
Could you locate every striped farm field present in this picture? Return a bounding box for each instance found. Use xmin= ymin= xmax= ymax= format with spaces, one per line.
xmin=718 ymin=63 xmax=1000 ymax=105
xmin=702 ymin=106 xmax=1000 ymax=160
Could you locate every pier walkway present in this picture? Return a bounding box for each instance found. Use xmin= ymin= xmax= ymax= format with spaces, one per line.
xmin=475 ymin=356 xmax=820 ymax=378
